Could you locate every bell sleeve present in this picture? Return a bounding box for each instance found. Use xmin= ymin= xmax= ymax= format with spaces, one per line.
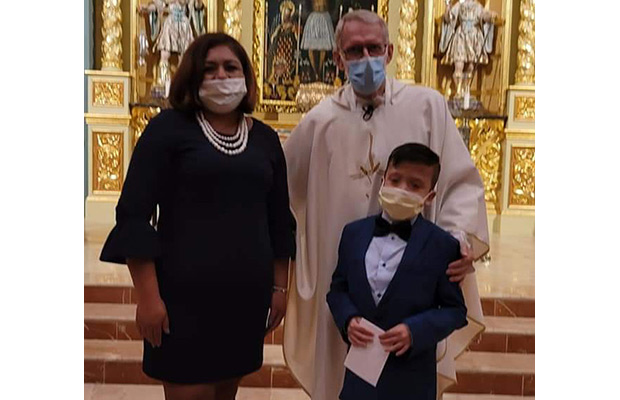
xmin=99 ymin=113 xmax=172 ymax=265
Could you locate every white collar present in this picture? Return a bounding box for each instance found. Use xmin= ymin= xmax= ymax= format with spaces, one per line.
xmin=381 ymin=211 xmax=418 ymax=226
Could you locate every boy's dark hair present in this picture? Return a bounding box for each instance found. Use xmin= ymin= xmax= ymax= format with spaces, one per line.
xmin=386 ymin=143 xmax=441 ymax=188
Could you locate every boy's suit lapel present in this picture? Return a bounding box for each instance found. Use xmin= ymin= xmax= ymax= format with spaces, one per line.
xmin=376 ymin=216 xmax=433 ymax=310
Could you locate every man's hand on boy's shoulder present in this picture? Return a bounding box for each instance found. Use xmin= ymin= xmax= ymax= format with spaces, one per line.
xmin=447 ymin=239 xmax=475 ymax=283
xmin=347 ymin=317 xmax=374 ymax=348
xmin=379 ymin=324 xmax=412 ymax=356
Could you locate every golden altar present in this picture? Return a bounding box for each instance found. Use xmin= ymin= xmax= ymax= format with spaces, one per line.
xmin=84 ymin=0 xmax=534 ymax=239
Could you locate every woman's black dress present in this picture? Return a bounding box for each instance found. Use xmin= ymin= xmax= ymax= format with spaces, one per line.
xmin=100 ymin=109 xmax=294 ymax=383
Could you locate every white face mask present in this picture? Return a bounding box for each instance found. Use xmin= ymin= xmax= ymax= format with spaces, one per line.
xmin=378 ymin=185 xmax=431 ymax=221
xmin=198 ymin=77 xmax=247 ymax=114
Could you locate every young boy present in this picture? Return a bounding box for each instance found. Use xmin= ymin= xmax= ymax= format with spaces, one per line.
xmin=326 ymin=143 xmax=468 ymax=400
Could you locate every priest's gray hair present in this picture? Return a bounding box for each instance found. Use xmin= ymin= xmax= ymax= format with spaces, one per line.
xmin=334 ymin=9 xmax=390 ymax=50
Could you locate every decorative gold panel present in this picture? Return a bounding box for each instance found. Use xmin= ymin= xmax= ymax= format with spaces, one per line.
xmin=514 ymin=96 xmax=534 ymax=121
xmin=93 ymin=132 xmax=124 ymax=192
xmin=509 ymin=146 xmax=535 ymax=206
xmin=223 ymin=0 xmax=242 ymax=40
xmin=396 ymin=0 xmax=418 ymax=82
xmin=92 ymin=81 xmax=124 ymax=107
xmin=101 ymin=0 xmax=123 ymax=70
xmin=130 ymin=106 xmax=162 ymax=150
xmin=467 ymin=118 xmax=505 ymax=213
xmin=515 ymin=0 xmax=535 ymax=84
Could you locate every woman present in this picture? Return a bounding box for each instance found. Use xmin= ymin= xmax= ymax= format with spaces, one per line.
xmin=100 ymin=33 xmax=294 ymax=400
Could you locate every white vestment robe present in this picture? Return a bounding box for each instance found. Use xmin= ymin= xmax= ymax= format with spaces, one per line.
xmin=283 ymin=78 xmax=488 ymax=400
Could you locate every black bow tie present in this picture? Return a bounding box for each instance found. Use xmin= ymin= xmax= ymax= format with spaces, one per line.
xmin=373 ymin=216 xmax=412 ymax=241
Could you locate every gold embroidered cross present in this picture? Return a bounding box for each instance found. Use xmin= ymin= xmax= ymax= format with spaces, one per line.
xmin=350 ymin=133 xmax=381 ymax=184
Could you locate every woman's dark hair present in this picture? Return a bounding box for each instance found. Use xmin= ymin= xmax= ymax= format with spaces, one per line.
xmin=386 ymin=143 xmax=441 ymax=188
xmin=168 ymin=33 xmax=257 ymax=114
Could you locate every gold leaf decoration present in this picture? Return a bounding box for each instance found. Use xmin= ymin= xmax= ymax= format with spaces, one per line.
xmin=93 ymin=132 xmax=124 ymax=192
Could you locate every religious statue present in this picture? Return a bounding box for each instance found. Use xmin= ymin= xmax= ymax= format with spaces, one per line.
xmin=140 ymin=0 xmax=204 ymax=98
xmin=266 ymin=0 xmax=301 ymax=100
xmin=301 ymin=0 xmax=336 ymax=82
xmin=439 ymin=0 xmax=497 ymax=108
xmin=189 ymin=0 xmax=206 ymax=36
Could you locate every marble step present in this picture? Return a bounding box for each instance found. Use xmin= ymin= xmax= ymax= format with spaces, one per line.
xmin=85 ymin=303 xmax=533 ymax=353
xmin=84 ymin=303 xmax=284 ymax=345
xmin=85 ymin=384 xmax=535 ymax=400
xmin=85 ymin=285 xmax=534 ymax=317
xmin=468 ymin=316 xmax=535 ymax=354
xmin=84 ymin=340 xmax=534 ymax=395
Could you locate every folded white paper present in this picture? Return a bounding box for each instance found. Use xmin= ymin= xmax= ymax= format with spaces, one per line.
xmin=344 ymin=318 xmax=390 ymax=387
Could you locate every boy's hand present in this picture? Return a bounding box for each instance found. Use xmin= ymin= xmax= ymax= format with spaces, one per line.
xmin=347 ymin=317 xmax=374 ymax=347
xmin=379 ymin=323 xmax=411 ymax=356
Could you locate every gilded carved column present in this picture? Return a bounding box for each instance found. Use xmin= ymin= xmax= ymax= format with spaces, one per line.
xmin=509 ymin=147 xmax=535 ymax=206
xmin=467 ymin=119 xmax=505 ymax=213
xmin=93 ymin=132 xmax=124 ymax=192
xmin=101 ymin=0 xmax=123 ymax=71
xmin=396 ymin=0 xmax=418 ymax=82
xmin=224 ymin=0 xmax=242 ymax=41
xmin=130 ymin=106 xmax=162 ymax=150
xmin=515 ymin=0 xmax=534 ymax=84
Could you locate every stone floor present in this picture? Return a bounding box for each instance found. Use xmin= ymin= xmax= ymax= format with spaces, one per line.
xmin=84 ymin=384 xmax=534 ymax=400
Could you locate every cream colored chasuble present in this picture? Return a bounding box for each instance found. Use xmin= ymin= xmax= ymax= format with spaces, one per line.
xmin=283 ymin=78 xmax=488 ymax=400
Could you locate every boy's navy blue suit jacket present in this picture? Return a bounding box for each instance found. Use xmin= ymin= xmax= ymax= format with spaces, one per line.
xmin=326 ymin=214 xmax=468 ymax=400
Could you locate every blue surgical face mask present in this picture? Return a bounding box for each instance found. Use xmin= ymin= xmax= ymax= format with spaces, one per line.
xmin=344 ymin=55 xmax=387 ymax=95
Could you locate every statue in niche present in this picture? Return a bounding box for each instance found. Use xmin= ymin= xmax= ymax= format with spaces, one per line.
xmin=438 ymin=0 xmax=497 ymax=109
xmin=189 ymin=0 xmax=206 ymax=36
xmin=140 ymin=0 xmax=204 ymax=98
xmin=266 ymin=0 xmax=301 ymax=100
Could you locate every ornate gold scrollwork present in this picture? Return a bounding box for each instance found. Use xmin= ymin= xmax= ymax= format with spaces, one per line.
xmin=515 ymin=0 xmax=535 ymax=84
xmin=93 ymin=81 xmax=124 ymax=107
xmin=93 ymin=132 xmax=124 ymax=192
xmin=224 ymin=0 xmax=242 ymax=41
xmin=295 ymin=83 xmax=337 ymax=113
xmin=514 ymin=96 xmax=535 ymax=121
xmin=468 ymin=119 xmax=505 ymax=213
xmin=101 ymin=0 xmax=123 ymax=70
xmin=130 ymin=106 xmax=162 ymax=150
xmin=396 ymin=0 xmax=418 ymax=81
xmin=509 ymin=147 xmax=535 ymax=206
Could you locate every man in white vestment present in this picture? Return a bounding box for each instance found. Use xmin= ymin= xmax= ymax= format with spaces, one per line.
xmin=283 ymin=9 xmax=489 ymax=400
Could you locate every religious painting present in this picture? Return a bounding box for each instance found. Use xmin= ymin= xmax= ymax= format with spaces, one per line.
xmin=253 ymin=0 xmax=388 ymax=113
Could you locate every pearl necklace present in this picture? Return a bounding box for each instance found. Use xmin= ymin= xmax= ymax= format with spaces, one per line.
xmin=196 ymin=112 xmax=249 ymax=156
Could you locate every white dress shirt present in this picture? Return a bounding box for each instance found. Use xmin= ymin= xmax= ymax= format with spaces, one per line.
xmin=365 ymin=213 xmax=417 ymax=305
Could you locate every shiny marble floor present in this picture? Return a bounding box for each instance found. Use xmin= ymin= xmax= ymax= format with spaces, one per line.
xmin=84 ymin=385 xmax=310 ymax=400
xmin=84 ymin=385 xmax=533 ymax=400
xmin=85 ymin=233 xmax=534 ymax=299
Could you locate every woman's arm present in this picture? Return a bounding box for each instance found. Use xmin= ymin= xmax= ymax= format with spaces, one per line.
xmin=99 ymin=112 xmax=173 ymax=347
xmin=127 ymin=258 xmax=169 ymax=347
xmin=267 ymin=258 xmax=290 ymax=333
xmin=265 ymin=127 xmax=295 ymax=333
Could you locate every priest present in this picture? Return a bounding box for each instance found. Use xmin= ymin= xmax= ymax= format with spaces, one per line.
xmin=283 ymin=9 xmax=489 ymax=400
